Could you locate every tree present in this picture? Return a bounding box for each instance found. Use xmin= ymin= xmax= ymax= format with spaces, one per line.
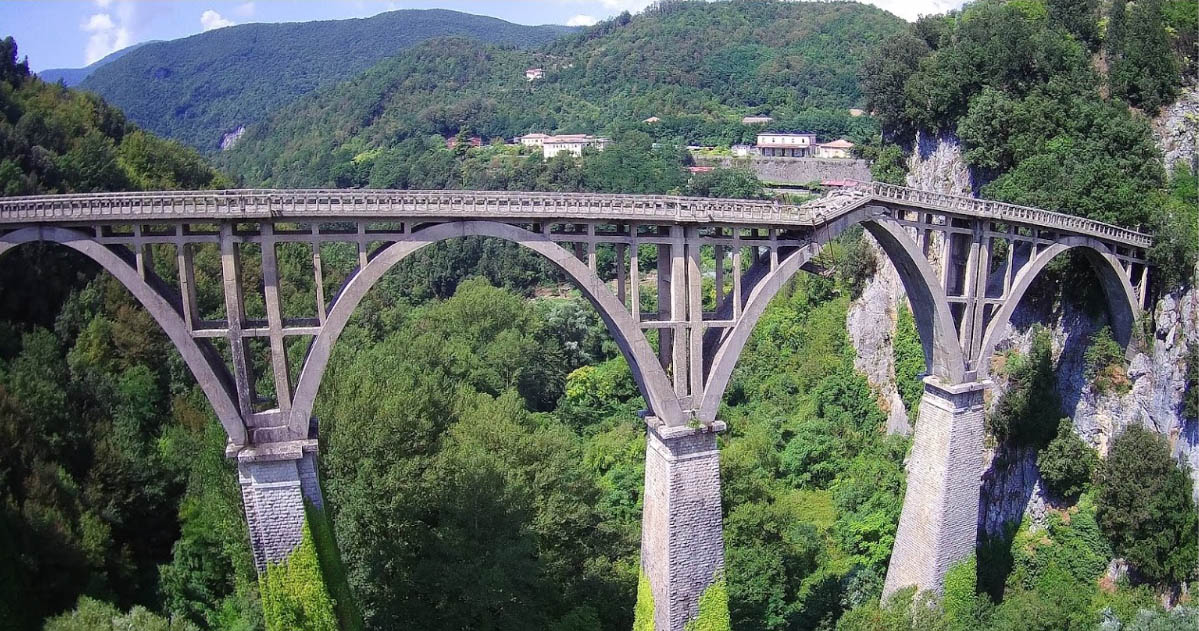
xmin=1096 ymin=425 xmax=1198 ymax=583
xmin=1037 ymin=419 xmax=1097 ymax=499
xmin=44 ymin=597 xmax=199 ymax=631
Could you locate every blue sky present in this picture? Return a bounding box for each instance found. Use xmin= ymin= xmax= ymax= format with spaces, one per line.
xmin=3 ymin=0 xmax=968 ymax=72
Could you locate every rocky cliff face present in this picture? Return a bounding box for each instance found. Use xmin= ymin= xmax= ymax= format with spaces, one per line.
xmin=845 ymin=132 xmax=972 ymax=435
xmin=843 ymin=128 xmax=1198 ymax=536
xmin=1153 ymin=86 xmax=1198 ymax=171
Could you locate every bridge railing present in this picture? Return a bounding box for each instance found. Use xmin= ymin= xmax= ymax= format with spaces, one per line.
xmin=0 ymin=189 xmax=817 ymax=225
xmin=0 ymin=186 xmax=1154 ymax=249
xmin=862 ymin=182 xmax=1153 ymax=249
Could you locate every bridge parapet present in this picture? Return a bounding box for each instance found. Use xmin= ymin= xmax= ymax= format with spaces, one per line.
xmin=0 ymin=186 xmax=1155 ymax=252
xmin=858 ymin=182 xmax=1153 ymax=248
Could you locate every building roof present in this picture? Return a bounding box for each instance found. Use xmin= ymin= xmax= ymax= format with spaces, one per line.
xmin=820 ymin=139 xmax=855 ymax=148
xmin=742 ymin=115 xmax=773 ymax=123
xmin=644 ymin=116 xmax=661 ymax=123
xmin=688 ymin=166 xmax=715 ymax=174
xmin=520 ymin=133 xmax=551 ymax=139
xmin=757 ymin=132 xmax=817 ymax=137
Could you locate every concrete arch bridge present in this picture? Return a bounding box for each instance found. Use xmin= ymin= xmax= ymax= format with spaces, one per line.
xmin=0 ymin=182 xmax=1152 ymax=631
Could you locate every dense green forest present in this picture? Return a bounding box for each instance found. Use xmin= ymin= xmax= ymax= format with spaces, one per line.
xmin=78 ymin=9 xmax=575 ymax=151
xmin=219 ymin=0 xmax=902 ymax=186
xmin=2 ymin=0 xmax=1199 ymax=629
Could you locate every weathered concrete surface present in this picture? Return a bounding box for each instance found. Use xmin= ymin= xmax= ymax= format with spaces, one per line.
xmin=693 ymin=155 xmax=873 ymax=184
xmin=884 ymin=378 xmax=987 ymax=597
xmin=641 ymin=419 xmax=725 ymax=631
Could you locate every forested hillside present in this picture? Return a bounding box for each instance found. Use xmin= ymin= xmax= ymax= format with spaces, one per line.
xmin=219 ymin=0 xmax=903 ymax=186
xmin=0 ymin=37 xmax=252 ymax=631
xmin=78 ymin=9 xmax=574 ymax=151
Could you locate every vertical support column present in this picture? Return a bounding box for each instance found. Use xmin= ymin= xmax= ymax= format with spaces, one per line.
xmin=617 ymin=242 xmax=628 ymax=306
xmin=657 ymin=240 xmax=673 ymax=370
xmin=670 ymin=226 xmax=687 ymax=396
xmin=641 ymin=419 xmax=726 ymax=631
xmin=220 ymin=223 xmax=255 ymax=419
xmin=732 ymin=231 xmax=742 ymax=318
xmin=685 ymin=227 xmax=704 ymax=400
xmin=260 ymin=225 xmax=293 ymax=413
xmin=884 ymin=377 xmax=989 ymax=598
xmin=237 ymin=440 xmax=323 ymax=572
xmin=631 ymin=230 xmax=641 ymax=321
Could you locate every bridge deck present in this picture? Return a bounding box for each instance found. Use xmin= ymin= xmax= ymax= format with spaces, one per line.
xmin=0 ymin=182 xmax=1153 ymax=249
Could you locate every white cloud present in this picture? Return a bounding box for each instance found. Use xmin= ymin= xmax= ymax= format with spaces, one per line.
xmin=566 ymin=14 xmax=598 ymax=27
xmin=82 ymin=11 xmax=130 ymax=64
xmin=233 ymin=2 xmax=256 ymax=18
xmin=200 ymin=9 xmax=235 ymax=31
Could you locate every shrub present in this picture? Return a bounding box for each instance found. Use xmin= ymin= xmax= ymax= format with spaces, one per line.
xmin=685 ymin=574 xmax=731 ymax=631
xmin=260 ymin=518 xmax=339 ymax=631
xmin=633 ymin=569 xmax=655 ymax=631
xmin=45 ymin=597 xmax=199 ymax=631
xmin=988 ymin=327 xmax=1061 ymax=447
xmin=306 ymin=505 xmax=363 ymax=631
xmin=1037 ymin=419 xmax=1098 ymax=499
xmin=1096 ymin=425 xmax=1199 ymax=584
xmin=893 ymin=305 xmax=925 ymax=423
xmin=1084 ymin=326 xmax=1130 ymax=396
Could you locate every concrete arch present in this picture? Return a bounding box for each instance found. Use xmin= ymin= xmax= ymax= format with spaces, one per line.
xmin=698 ymin=211 xmax=966 ymax=421
xmin=0 ymin=226 xmax=247 ymax=445
xmin=977 ymin=237 xmax=1139 ymax=377
xmin=288 ymin=220 xmax=684 ymax=436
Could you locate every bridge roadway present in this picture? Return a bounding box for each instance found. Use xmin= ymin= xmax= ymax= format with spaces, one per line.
xmin=0 ymin=181 xmax=1154 ymax=249
xmin=0 ymin=182 xmax=1155 ymax=631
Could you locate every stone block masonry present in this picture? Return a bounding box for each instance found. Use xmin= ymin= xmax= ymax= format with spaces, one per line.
xmin=883 ymin=378 xmax=988 ymax=598
xmin=641 ymin=419 xmax=726 ymax=631
xmin=237 ymin=440 xmax=324 ymax=571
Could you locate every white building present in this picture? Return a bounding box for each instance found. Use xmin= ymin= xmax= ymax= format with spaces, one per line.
xmin=517 ymin=133 xmax=552 ymax=147
xmin=730 ymin=144 xmax=755 ymax=157
xmin=541 ymin=134 xmax=611 ymax=158
xmin=525 ymin=68 xmax=545 ymax=81
xmin=815 ymin=139 xmax=855 ymax=159
xmin=742 ymin=115 xmax=773 ymax=125
xmin=756 ymin=132 xmax=818 ymax=157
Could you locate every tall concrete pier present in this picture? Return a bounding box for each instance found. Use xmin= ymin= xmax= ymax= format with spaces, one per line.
xmin=883 ymin=378 xmax=988 ymax=597
xmin=641 ymin=420 xmax=726 ymax=631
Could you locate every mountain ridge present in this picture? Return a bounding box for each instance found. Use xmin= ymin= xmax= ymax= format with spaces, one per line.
xmin=78 ymin=9 xmax=576 ymax=151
